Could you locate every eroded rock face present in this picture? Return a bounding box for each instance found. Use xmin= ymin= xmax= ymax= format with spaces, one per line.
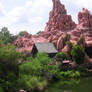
xmin=45 ymin=0 xmax=76 ymax=32
xmin=69 ymin=8 xmax=92 ymax=48
xmin=14 ymin=34 xmax=49 ymax=52
xmin=14 ymin=0 xmax=92 ymax=54
xmin=39 ymin=0 xmax=76 ymax=51
xmin=78 ymin=8 xmax=92 ymax=27
xmin=14 ymin=0 xmax=76 ymax=52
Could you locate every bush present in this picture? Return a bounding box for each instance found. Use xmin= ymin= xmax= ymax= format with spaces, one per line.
xmin=57 ymin=71 xmax=80 ymax=78
xmin=0 ymin=45 xmax=21 ymax=74
xmin=71 ymin=45 xmax=85 ymax=65
xmin=55 ymin=52 xmax=69 ymax=62
xmin=19 ymin=53 xmax=51 ymax=76
xmin=18 ymin=75 xmax=47 ymax=91
xmin=0 ymin=45 xmax=22 ymax=92
xmin=19 ymin=53 xmax=61 ymax=90
xmin=0 ymin=87 xmax=4 ymax=92
xmin=77 ymin=36 xmax=85 ymax=45
xmin=19 ymin=60 xmax=43 ymax=76
xmin=45 ymin=64 xmax=60 ymax=80
xmin=34 ymin=53 xmax=51 ymax=65
xmin=66 ymin=41 xmax=73 ymax=49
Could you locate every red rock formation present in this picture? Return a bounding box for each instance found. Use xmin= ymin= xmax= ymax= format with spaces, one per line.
xmin=78 ymin=8 xmax=92 ymax=27
xmin=69 ymin=8 xmax=92 ymax=48
xmin=45 ymin=0 xmax=76 ymax=32
xmin=14 ymin=0 xmax=92 ymax=54
xmin=14 ymin=34 xmax=49 ymax=52
xmin=14 ymin=0 xmax=76 ymax=52
xmin=39 ymin=0 xmax=76 ymax=51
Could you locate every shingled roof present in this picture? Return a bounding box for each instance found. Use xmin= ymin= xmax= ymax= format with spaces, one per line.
xmin=34 ymin=42 xmax=58 ymax=53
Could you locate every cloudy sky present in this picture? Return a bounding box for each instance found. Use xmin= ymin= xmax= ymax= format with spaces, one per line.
xmin=0 ymin=0 xmax=92 ymax=34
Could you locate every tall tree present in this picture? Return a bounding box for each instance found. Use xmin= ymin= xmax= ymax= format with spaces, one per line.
xmin=18 ymin=31 xmax=28 ymax=37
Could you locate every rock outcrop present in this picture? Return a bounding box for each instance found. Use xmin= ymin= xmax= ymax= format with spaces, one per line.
xmin=45 ymin=0 xmax=76 ymax=32
xmin=14 ymin=0 xmax=92 ymax=55
xmin=14 ymin=34 xmax=49 ymax=52
xmin=14 ymin=0 xmax=76 ymax=52
xmin=39 ymin=0 xmax=76 ymax=51
xmin=69 ymin=8 xmax=92 ymax=48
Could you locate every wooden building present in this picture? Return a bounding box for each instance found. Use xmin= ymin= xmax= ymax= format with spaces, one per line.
xmin=31 ymin=42 xmax=58 ymax=57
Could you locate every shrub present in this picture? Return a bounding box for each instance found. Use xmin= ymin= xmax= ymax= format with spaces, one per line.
xmin=19 ymin=53 xmax=51 ymax=76
xmin=55 ymin=52 xmax=69 ymax=62
xmin=18 ymin=75 xmax=47 ymax=91
xmin=0 ymin=87 xmax=4 ymax=92
xmin=58 ymin=71 xmax=80 ymax=78
xmin=28 ymin=76 xmax=47 ymax=90
xmin=19 ymin=60 xmax=43 ymax=76
xmin=66 ymin=41 xmax=73 ymax=49
xmin=0 ymin=45 xmax=21 ymax=62
xmin=0 ymin=45 xmax=22 ymax=74
xmin=0 ymin=45 xmax=22 ymax=92
xmin=71 ymin=45 xmax=85 ymax=65
xmin=77 ymin=36 xmax=85 ymax=45
xmin=46 ymin=64 xmax=60 ymax=80
xmin=19 ymin=53 xmax=51 ymax=91
xmin=34 ymin=53 xmax=51 ymax=65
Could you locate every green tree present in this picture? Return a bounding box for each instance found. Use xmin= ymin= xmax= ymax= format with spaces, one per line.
xmin=77 ymin=36 xmax=85 ymax=45
xmin=18 ymin=31 xmax=28 ymax=37
xmin=0 ymin=45 xmax=22 ymax=76
xmin=19 ymin=53 xmax=51 ymax=76
xmin=71 ymin=45 xmax=85 ymax=64
xmin=0 ymin=45 xmax=22 ymax=92
xmin=19 ymin=53 xmax=52 ymax=91
xmin=55 ymin=52 xmax=69 ymax=62
xmin=1 ymin=27 xmax=10 ymax=37
xmin=0 ymin=27 xmax=13 ymax=44
xmin=66 ymin=41 xmax=73 ymax=49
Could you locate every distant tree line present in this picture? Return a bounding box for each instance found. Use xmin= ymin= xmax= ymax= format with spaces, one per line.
xmin=0 ymin=27 xmax=29 ymax=44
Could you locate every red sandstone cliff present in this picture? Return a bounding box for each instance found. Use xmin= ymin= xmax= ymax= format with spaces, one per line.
xmin=14 ymin=0 xmax=92 ymax=53
xmin=14 ymin=33 xmax=49 ymax=52
xmin=69 ymin=8 xmax=92 ymax=48
xmin=45 ymin=0 xmax=76 ymax=32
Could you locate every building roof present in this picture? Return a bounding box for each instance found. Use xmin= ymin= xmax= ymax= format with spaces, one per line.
xmin=34 ymin=42 xmax=58 ymax=53
xmin=62 ymin=60 xmax=70 ymax=64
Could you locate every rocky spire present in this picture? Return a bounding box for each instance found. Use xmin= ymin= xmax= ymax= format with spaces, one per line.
xmin=45 ymin=0 xmax=76 ymax=32
xmin=78 ymin=8 xmax=92 ymax=28
xmin=69 ymin=8 xmax=92 ymax=48
xmin=15 ymin=0 xmax=92 ymax=53
xmin=52 ymin=0 xmax=67 ymax=14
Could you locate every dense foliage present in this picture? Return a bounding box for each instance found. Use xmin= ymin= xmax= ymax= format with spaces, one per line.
xmin=71 ymin=45 xmax=85 ymax=64
xmin=18 ymin=31 xmax=28 ymax=37
xmin=0 ymin=27 xmax=88 ymax=92
xmin=55 ymin=52 xmax=69 ymax=62
xmin=19 ymin=53 xmax=57 ymax=91
xmin=0 ymin=27 xmax=29 ymax=45
xmin=0 ymin=27 xmax=18 ymax=44
xmin=0 ymin=45 xmax=22 ymax=92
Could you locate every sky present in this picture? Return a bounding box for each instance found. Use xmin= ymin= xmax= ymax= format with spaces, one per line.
xmin=0 ymin=0 xmax=92 ymax=35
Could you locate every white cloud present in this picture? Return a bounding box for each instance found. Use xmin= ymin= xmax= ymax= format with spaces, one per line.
xmin=0 ymin=0 xmax=91 ymax=34
xmin=0 ymin=2 xmax=6 ymax=16
xmin=75 ymin=0 xmax=92 ymax=9
xmin=63 ymin=0 xmax=92 ymax=10
xmin=0 ymin=0 xmax=52 ymax=34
